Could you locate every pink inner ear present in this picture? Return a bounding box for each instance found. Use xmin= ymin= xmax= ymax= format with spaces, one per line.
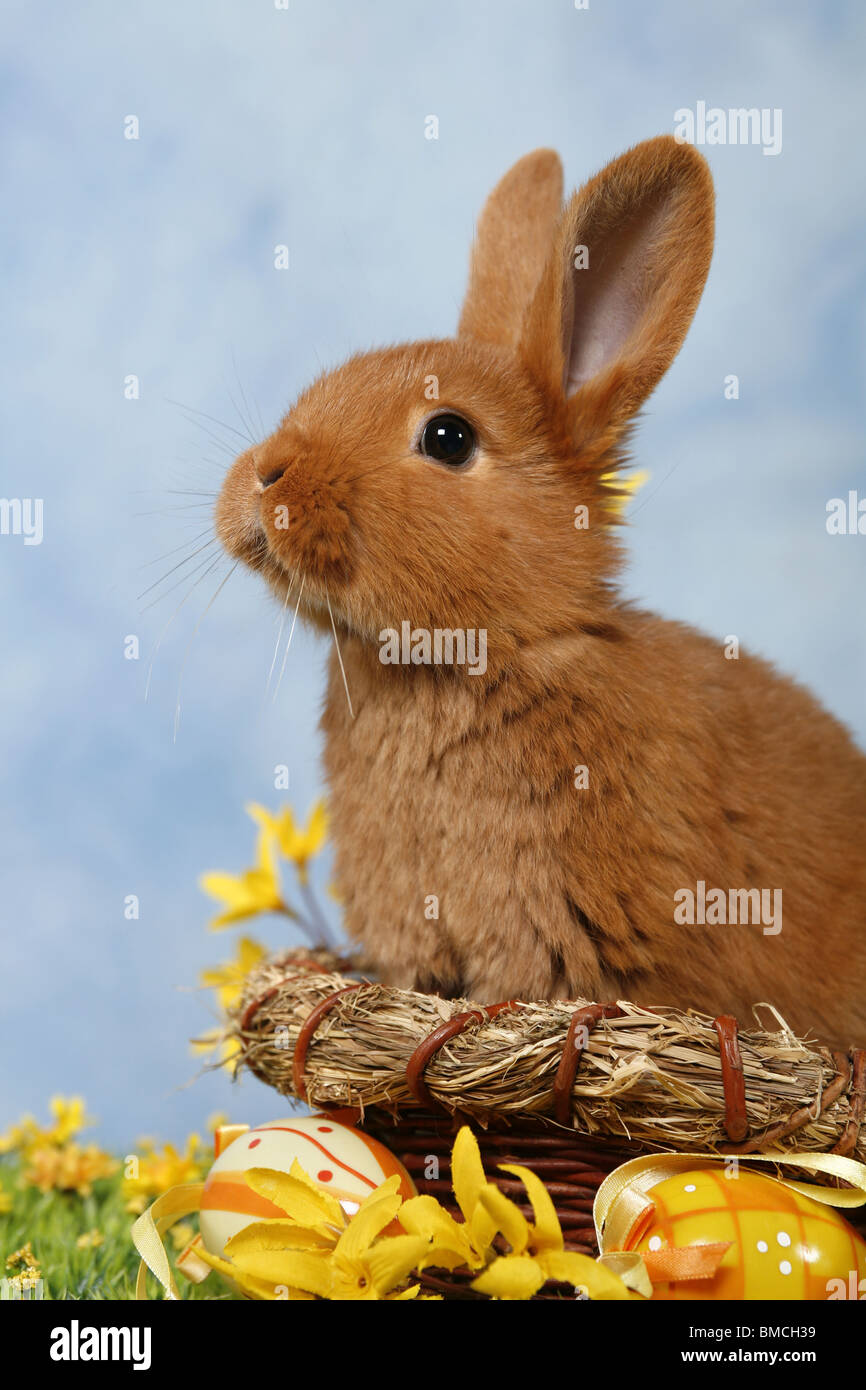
xmin=564 ymin=200 xmax=666 ymax=396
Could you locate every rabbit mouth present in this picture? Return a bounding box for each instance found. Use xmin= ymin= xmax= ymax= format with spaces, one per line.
xmin=216 ymin=446 xmax=363 ymax=636
xmin=261 ymin=545 xmax=357 ymax=635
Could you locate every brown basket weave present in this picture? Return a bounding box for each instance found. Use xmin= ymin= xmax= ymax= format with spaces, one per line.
xmin=227 ymin=948 xmax=866 ymax=1298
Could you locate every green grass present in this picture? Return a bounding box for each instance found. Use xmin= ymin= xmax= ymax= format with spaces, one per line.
xmin=0 ymin=1159 xmax=239 ymax=1301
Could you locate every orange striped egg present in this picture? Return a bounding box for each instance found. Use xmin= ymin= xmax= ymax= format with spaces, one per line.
xmin=199 ymin=1116 xmax=416 ymax=1259
xmin=626 ymin=1168 xmax=866 ymax=1301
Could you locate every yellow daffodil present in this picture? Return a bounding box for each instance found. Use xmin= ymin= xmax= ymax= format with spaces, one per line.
xmin=22 ymin=1143 xmax=118 ymax=1198
xmin=324 ymin=1186 xmax=426 ymax=1301
xmin=194 ymin=936 xmax=268 ymax=1060
xmin=241 ymin=1157 xmax=347 ymax=1231
xmin=200 ymin=936 xmax=267 ymax=1012
xmin=193 ymin=1158 xmax=343 ymax=1299
xmin=197 ymin=1161 xmax=427 ymax=1301
xmin=329 ymin=1228 xmax=427 ymax=1301
xmin=398 ymin=1127 xmax=495 ymax=1272
xmin=600 ymin=467 xmax=649 ymax=519
xmin=249 ymin=800 xmax=328 ymax=886
xmin=450 ymin=1126 xmax=499 ymax=1255
xmin=46 ymin=1095 xmax=91 ymax=1144
xmin=469 ymin=1161 xmax=629 ymax=1301
xmin=0 ymin=1095 xmax=91 ymax=1156
xmin=192 ymin=1245 xmax=318 ymax=1301
xmin=123 ymin=1134 xmax=205 ymax=1214
xmin=199 ymin=823 xmax=288 ymax=930
xmin=0 ymin=1115 xmax=39 ymax=1155
xmin=397 ymin=1194 xmax=480 ymax=1271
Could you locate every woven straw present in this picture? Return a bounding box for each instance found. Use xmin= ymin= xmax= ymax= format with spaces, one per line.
xmin=228 ymin=949 xmax=866 ymax=1163
xmin=221 ymin=948 xmax=866 ymax=1292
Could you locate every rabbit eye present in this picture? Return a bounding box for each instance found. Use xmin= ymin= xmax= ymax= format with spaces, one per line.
xmin=418 ymin=413 xmax=476 ymax=468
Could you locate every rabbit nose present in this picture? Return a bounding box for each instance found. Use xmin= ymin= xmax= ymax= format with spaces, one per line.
xmin=257 ymin=458 xmax=287 ymax=489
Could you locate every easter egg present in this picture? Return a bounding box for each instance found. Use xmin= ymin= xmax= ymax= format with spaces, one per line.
xmin=199 ymin=1116 xmax=416 ymax=1259
xmin=624 ymin=1167 xmax=866 ymax=1300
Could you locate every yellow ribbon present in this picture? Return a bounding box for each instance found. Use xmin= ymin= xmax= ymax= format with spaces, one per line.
xmin=131 ymin=1183 xmax=205 ymax=1300
xmin=131 ymin=1126 xmax=248 ymax=1299
xmin=593 ymin=1148 xmax=866 ymax=1295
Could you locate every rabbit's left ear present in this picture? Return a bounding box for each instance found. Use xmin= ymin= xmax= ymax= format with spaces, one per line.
xmin=458 ymin=149 xmax=563 ymax=348
xmin=518 ymin=136 xmax=714 ymax=436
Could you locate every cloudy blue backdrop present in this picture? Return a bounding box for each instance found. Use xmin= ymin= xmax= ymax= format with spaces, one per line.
xmin=2 ymin=0 xmax=864 ymax=1150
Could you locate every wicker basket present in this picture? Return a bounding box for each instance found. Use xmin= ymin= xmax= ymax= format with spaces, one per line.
xmin=228 ymin=948 xmax=866 ymax=1298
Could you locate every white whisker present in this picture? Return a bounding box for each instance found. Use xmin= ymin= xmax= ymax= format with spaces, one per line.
xmin=165 ymin=397 xmax=254 ymax=448
xmin=250 ymin=388 xmax=266 ymax=439
xmin=133 ymin=504 xmax=217 ymax=518
xmin=224 ymin=376 xmax=257 ymax=448
xmin=144 ymin=553 xmax=225 ymax=701
xmin=139 ymin=541 xmax=221 ymax=611
xmin=179 ymin=416 xmax=237 ymax=457
xmin=327 ymin=592 xmax=355 ymax=720
xmin=163 ymin=489 xmax=219 ymax=498
xmin=231 ymin=349 xmax=260 ymax=444
xmin=139 ymin=527 xmax=214 ymax=571
xmin=137 ymin=535 xmax=219 ymax=601
xmin=264 ymin=570 xmax=296 ymax=702
xmin=273 ymin=573 xmax=306 ymax=704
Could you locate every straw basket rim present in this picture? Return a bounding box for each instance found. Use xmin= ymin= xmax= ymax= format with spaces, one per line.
xmin=226 ymin=948 xmax=866 ymax=1165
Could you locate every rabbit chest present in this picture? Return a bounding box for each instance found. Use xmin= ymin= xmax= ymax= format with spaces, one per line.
xmin=319 ymin=642 xmax=609 ymax=1000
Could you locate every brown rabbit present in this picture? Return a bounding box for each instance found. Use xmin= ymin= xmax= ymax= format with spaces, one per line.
xmin=217 ymin=137 xmax=866 ymax=1045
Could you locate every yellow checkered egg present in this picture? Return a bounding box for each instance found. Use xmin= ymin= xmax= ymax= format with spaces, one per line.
xmin=628 ymin=1168 xmax=866 ymax=1301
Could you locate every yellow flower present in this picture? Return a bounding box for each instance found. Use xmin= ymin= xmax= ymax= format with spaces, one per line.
xmin=76 ymin=1229 xmax=104 ymax=1250
xmin=600 ymin=467 xmax=649 ymax=519
xmin=197 ymin=1161 xmax=427 ymax=1301
xmin=199 ymin=824 xmax=288 ymax=930
xmin=200 ymin=936 xmax=267 ymax=1013
xmin=194 ymin=937 xmax=267 ymax=1061
xmin=469 ymin=1162 xmax=629 ymax=1301
xmin=250 ymin=800 xmax=328 ymax=886
xmin=397 ymin=1194 xmax=478 ymax=1271
xmin=0 ymin=1187 xmax=12 ymax=1214
xmin=0 ymin=1095 xmax=91 ymax=1156
xmin=123 ymin=1135 xmax=205 ymax=1214
xmin=183 ymin=1126 xmax=628 ymax=1303
xmin=46 ymin=1095 xmax=91 ymax=1144
xmin=6 ymin=1244 xmax=43 ymax=1296
xmin=328 ymin=1221 xmax=427 ymax=1301
xmin=5 ymin=1271 xmax=42 ymax=1294
xmin=194 ymin=1159 xmax=342 ymax=1300
xmin=6 ymin=1242 xmax=40 ymax=1273
xmin=22 ymin=1143 xmax=118 ymax=1198
xmin=0 ymin=1115 xmax=39 ymax=1155
xmin=399 ymin=1127 xmax=495 ymax=1272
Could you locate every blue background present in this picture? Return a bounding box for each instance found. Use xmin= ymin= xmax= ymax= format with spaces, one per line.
xmin=1 ymin=0 xmax=864 ymax=1148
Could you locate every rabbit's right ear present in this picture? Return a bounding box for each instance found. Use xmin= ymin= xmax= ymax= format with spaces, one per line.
xmin=518 ymin=136 xmax=714 ymax=439
xmin=458 ymin=149 xmax=564 ymax=349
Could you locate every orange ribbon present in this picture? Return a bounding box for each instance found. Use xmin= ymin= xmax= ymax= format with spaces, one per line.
xmin=642 ymin=1240 xmax=732 ymax=1283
